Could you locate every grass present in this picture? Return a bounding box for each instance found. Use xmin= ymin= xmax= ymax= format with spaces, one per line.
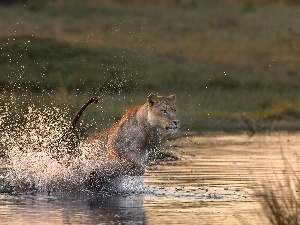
xmin=0 ymin=0 xmax=299 ymax=133
xmin=256 ymin=155 xmax=300 ymax=225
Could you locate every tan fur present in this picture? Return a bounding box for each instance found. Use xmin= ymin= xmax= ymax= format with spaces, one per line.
xmin=80 ymin=94 xmax=179 ymax=181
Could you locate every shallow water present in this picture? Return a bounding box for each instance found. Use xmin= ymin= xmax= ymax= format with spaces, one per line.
xmin=1 ymin=133 xmax=299 ymax=225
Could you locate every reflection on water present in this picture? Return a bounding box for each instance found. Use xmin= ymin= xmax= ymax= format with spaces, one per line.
xmin=1 ymin=133 xmax=300 ymax=224
xmin=0 ymin=193 xmax=146 ymax=225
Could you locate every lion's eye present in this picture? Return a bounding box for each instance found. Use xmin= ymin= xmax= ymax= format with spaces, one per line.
xmin=161 ymin=109 xmax=168 ymax=114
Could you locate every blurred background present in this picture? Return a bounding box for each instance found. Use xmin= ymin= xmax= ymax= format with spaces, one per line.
xmin=0 ymin=0 xmax=299 ymax=134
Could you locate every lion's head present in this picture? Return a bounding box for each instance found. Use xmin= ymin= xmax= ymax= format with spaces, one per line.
xmin=147 ymin=93 xmax=180 ymax=134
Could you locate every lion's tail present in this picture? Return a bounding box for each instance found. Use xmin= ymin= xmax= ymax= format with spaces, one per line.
xmin=69 ymin=96 xmax=99 ymax=132
xmin=52 ymin=96 xmax=100 ymax=160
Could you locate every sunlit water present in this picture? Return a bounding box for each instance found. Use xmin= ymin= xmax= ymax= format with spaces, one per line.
xmin=1 ymin=134 xmax=299 ymax=224
xmin=0 ymin=106 xmax=299 ymax=224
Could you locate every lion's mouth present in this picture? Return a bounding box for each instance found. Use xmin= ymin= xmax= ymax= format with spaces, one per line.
xmin=166 ymin=125 xmax=179 ymax=130
xmin=165 ymin=120 xmax=180 ymax=133
xmin=165 ymin=127 xmax=179 ymax=134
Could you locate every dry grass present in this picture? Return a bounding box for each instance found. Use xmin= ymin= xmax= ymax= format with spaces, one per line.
xmin=257 ymin=155 xmax=300 ymax=225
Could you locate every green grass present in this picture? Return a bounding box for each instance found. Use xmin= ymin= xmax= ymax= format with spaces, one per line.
xmin=0 ymin=0 xmax=300 ymax=133
xmin=0 ymin=35 xmax=142 ymax=93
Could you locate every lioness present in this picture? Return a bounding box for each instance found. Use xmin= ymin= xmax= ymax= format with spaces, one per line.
xmin=80 ymin=93 xmax=179 ymax=184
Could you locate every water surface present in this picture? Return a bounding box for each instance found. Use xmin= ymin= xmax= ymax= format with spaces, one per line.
xmin=1 ymin=133 xmax=299 ymax=224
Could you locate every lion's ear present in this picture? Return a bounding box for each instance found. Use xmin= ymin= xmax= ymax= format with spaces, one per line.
xmin=167 ymin=94 xmax=176 ymax=102
xmin=147 ymin=93 xmax=159 ymax=106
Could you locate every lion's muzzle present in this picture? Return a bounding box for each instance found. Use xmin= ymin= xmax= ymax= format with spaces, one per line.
xmin=166 ymin=119 xmax=180 ymax=133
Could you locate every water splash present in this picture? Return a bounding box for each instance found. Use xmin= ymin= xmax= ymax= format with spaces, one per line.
xmin=0 ymin=104 xmax=68 ymax=190
xmin=0 ymin=101 xmax=151 ymax=194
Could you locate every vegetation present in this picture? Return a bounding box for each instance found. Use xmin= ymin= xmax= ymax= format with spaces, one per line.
xmin=256 ymin=155 xmax=300 ymax=225
xmin=0 ymin=0 xmax=299 ymax=134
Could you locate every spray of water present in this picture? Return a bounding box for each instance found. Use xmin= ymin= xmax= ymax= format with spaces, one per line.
xmin=0 ymin=102 xmax=71 ymax=190
xmin=0 ymin=101 xmax=148 ymax=194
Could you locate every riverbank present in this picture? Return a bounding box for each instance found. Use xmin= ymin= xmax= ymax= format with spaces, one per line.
xmin=0 ymin=0 xmax=299 ymax=132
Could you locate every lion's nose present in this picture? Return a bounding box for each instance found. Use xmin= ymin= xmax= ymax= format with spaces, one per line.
xmin=173 ymin=120 xmax=180 ymax=126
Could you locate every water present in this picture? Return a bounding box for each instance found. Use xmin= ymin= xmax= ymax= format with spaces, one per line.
xmin=0 ymin=193 xmax=146 ymax=224
xmin=1 ymin=133 xmax=299 ymax=224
